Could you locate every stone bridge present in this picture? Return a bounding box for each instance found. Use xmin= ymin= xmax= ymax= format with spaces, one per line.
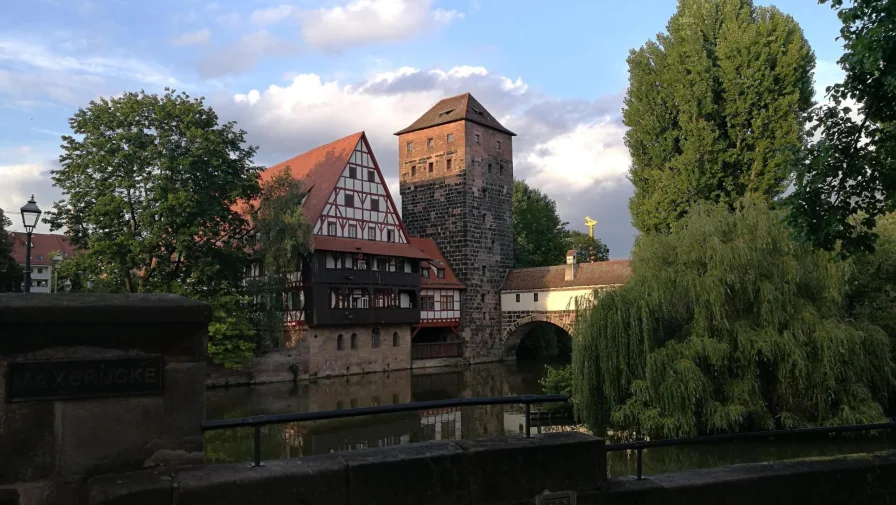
xmin=498 ymin=253 xmax=632 ymax=360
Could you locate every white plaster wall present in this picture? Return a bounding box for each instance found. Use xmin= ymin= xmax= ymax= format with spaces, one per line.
xmin=500 ymin=288 xmax=595 ymax=312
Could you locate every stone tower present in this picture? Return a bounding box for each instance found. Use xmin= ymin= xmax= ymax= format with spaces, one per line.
xmin=396 ymin=93 xmax=515 ymax=362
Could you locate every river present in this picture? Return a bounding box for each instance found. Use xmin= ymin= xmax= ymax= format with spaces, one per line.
xmin=205 ymin=361 xmax=896 ymax=477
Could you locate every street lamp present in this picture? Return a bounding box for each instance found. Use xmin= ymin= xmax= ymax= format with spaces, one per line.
xmin=63 ymin=279 xmax=72 ymax=293
xmin=20 ymin=195 xmax=42 ymax=293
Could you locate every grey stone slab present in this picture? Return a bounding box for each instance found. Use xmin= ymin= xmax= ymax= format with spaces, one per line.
xmin=174 ymin=454 xmax=346 ymax=505
xmin=87 ymin=471 xmax=173 ymax=505
xmin=456 ymin=432 xmax=606 ymax=505
xmin=0 ymin=391 xmax=55 ymax=486
xmin=341 ymin=440 xmax=471 ymax=505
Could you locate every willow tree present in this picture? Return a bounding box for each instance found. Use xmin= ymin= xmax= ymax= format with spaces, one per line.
xmin=572 ymin=201 xmax=893 ymax=438
xmin=625 ymin=0 xmax=815 ymax=234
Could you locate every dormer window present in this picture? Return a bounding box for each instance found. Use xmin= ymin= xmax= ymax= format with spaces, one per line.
xmin=439 ymin=108 xmax=455 ymax=117
xmin=422 ymin=268 xmax=430 ymax=278
xmin=437 ymin=268 xmax=445 ymax=279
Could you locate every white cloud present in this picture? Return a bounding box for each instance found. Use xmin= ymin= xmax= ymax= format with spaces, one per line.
xmin=298 ymin=0 xmax=463 ymax=52
xmin=199 ymin=30 xmax=298 ymax=77
xmin=0 ymin=159 xmax=60 ymax=234
xmin=218 ymin=65 xmax=636 ymax=257
xmin=171 ymin=28 xmax=211 ymax=46
xmin=251 ymin=5 xmax=295 ymax=24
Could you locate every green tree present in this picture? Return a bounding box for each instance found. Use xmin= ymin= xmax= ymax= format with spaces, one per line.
xmin=45 ymin=89 xmax=261 ymax=296
xmin=846 ymin=213 xmax=896 ymax=341
xmin=0 ymin=210 xmax=23 ymax=292
xmin=513 ymin=180 xmax=568 ymax=268
xmin=565 ymin=230 xmax=610 ymax=262
xmin=244 ymin=167 xmax=314 ymax=350
xmin=786 ymin=0 xmax=896 ymax=256
xmin=624 ymin=0 xmax=816 ymax=234
xmin=572 ymin=200 xmax=892 ymax=439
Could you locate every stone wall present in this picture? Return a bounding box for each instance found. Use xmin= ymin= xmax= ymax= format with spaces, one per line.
xmin=0 ymin=294 xmax=210 ymax=505
xmin=303 ymin=324 xmax=412 ymax=378
xmin=499 ymin=310 xmax=576 ymax=359
xmin=399 ymin=119 xmax=514 ymax=365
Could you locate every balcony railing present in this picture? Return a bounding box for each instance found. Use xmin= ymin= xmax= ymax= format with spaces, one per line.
xmin=411 ymin=342 xmax=464 ymax=360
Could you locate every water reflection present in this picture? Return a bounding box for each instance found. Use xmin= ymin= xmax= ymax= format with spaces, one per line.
xmin=204 ymin=361 xmax=896 ymax=475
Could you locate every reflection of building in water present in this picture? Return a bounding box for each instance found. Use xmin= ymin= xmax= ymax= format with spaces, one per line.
xmin=418 ymin=408 xmax=462 ymax=441
xmin=301 ymin=415 xmax=418 ymax=456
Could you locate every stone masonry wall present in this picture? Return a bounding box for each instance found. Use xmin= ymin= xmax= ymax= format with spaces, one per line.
xmin=399 ymin=119 xmax=514 ymax=363
xmin=303 ymin=324 xmax=412 ymax=378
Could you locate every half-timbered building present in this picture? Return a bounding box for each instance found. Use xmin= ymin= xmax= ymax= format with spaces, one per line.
xmin=251 ymin=131 xmax=462 ymax=377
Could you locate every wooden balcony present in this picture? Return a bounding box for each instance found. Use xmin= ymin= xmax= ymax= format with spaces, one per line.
xmin=411 ymin=342 xmax=464 ymax=360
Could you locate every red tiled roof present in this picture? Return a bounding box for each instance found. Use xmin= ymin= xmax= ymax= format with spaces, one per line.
xmin=408 ymin=237 xmax=465 ymax=289
xmin=394 ymin=93 xmax=516 ymax=136
xmin=501 ymin=260 xmax=632 ymax=291
xmin=312 ymin=236 xmax=431 ymax=260
xmin=9 ymin=232 xmax=77 ymax=266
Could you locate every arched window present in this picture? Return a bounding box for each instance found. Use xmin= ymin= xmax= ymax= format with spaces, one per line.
xmin=392 ymin=332 xmax=400 ymax=347
xmin=350 ymin=333 xmax=358 ymax=350
xmin=336 ymin=334 xmax=344 ymax=351
xmin=371 ymin=327 xmax=381 ymax=349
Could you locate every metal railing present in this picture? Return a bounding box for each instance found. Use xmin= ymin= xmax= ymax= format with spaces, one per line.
xmin=606 ymin=421 xmax=896 ymax=480
xmin=202 ymin=394 xmax=569 ymax=467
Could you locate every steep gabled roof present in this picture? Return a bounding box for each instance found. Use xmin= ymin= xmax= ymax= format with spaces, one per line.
xmin=408 ymin=237 xmax=465 ymax=289
xmin=394 ymin=93 xmax=516 ymax=136
xmin=501 ymin=260 xmax=632 ymax=291
xmin=10 ymin=232 xmax=77 ymax=266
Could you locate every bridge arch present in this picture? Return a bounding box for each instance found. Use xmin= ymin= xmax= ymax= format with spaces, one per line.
xmin=500 ymin=311 xmax=575 ymax=360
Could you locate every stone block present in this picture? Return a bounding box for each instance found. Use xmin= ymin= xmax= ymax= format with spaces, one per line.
xmin=457 ymin=432 xmax=606 ymax=505
xmin=87 ymin=470 xmax=173 ymax=505
xmin=174 ymin=454 xmax=346 ymax=505
xmin=0 ymin=395 xmax=55 ymax=485
xmin=341 ymin=440 xmax=471 ymax=505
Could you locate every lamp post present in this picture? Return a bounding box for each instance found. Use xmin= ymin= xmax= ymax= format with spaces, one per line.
xmin=52 ymin=254 xmax=63 ymax=293
xmin=63 ymin=279 xmax=72 ymax=293
xmin=20 ymin=195 xmax=42 ymax=293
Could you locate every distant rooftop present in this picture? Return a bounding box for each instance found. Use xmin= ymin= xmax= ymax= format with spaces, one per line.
xmin=501 ymin=260 xmax=632 ymax=291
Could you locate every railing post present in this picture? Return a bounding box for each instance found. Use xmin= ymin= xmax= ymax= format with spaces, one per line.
xmin=636 ymin=447 xmax=643 ymax=479
xmin=524 ymin=402 xmax=531 ymax=438
xmin=252 ymin=425 xmax=265 ymax=468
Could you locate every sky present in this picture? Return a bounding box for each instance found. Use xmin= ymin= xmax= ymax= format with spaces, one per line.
xmin=0 ymin=0 xmax=848 ymax=259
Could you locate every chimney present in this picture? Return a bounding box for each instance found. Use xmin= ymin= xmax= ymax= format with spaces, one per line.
xmin=565 ymin=249 xmax=577 ymax=281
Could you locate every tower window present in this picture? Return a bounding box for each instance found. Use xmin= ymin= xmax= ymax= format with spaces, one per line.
xmin=534 ymin=293 xmax=539 ymax=302
xmin=482 ymin=213 xmax=487 ymax=223
xmin=328 ymin=223 xmax=337 ymax=236
xmin=349 ymin=166 xmax=357 ymax=179
xmin=411 ymin=165 xmax=416 ymax=176
xmin=488 ymin=163 xmax=492 ymax=174
xmin=447 ymin=133 xmax=454 ymax=142
xmin=446 ymin=159 xmax=452 ymax=170
xmin=474 ymin=134 xmax=480 ymax=144
xmin=337 ymin=334 xmax=344 ymax=351
xmin=407 ymin=142 xmax=413 ymax=152
xmin=516 ymin=293 xmax=520 ymax=303
xmin=497 ymin=140 xmax=501 ymax=151
xmin=372 ymin=327 xmax=381 ymax=349
xmin=368 ymin=169 xmax=375 ymax=182
xmin=345 ymin=193 xmax=355 ymax=207
xmin=428 ymin=162 xmax=433 ymax=173
xmin=393 ymin=332 xmax=400 ymax=347
xmin=371 ymin=198 xmax=380 ymax=212
xmin=481 ymin=294 xmax=485 ymax=303
xmin=499 ymin=165 xmax=504 ymax=176
xmin=482 ymin=265 xmax=486 ymax=276
xmin=351 ymin=333 xmax=358 ymax=350
xmin=427 ymin=138 xmax=434 ymax=148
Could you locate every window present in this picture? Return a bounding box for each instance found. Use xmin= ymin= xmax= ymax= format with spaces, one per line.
xmin=488 ymin=163 xmax=492 ymax=174
xmin=427 ymin=138 xmax=434 ymax=148
xmin=392 ymin=332 xmax=400 ymax=347
xmin=447 ymin=133 xmax=454 ymax=142
xmin=407 ymin=142 xmax=413 ymax=152
xmin=398 ymin=258 xmax=406 ymax=272
xmin=372 ymin=328 xmax=381 ymax=349
xmin=482 ymin=212 xmax=487 ymax=223
xmin=534 ymin=293 xmax=539 ymax=302
xmin=387 ymin=230 xmax=395 ymax=242
xmin=474 ymin=133 xmax=480 ymax=144
xmin=428 ymin=162 xmax=433 ymax=173
xmin=36 ymin=267 xmax=43 ymax=274
xmin=328 ymin=223 xmax=337 ymax=236
xmin=351 ymin=333 xmax=358 ymax=350
xmin=437 ymin=268 xmax=445 ymax=279
xmin=37 ymin=255 xmax=43 ymax=261
xmin=411 ymin=165 xmax=416 ymax=176
xmin=367 ymin=169 xmax=375 ymax=182
xmin=349 ymin=166 xmax=357 ymax=179
xmin=497 ymin=140 xmax=501 ymax=151
xmin=516 ymin=293 xmax=520 ymax=303
xmin=481 ymin=294 xmax=485 ymax=303
xmin=337 ymin=334 xmax=344 ymax=351
xmin=368 ymin=227 xmax=376 ymax=240
xmin=422 ymin=268 xmax=430 ymax=278
xmin=348 ymin=224 xmax=358 ymax=238
xmin=371 ymin=198 xmax=380 ymax=212
xmin=499 ymin=165 xmax=504 ymax=176
xmin=421 ymin=296 xmax=435 ymax=310
xmin=345 ymin=193 xmax=355 ymax=207
xmin=441 ymin=295 xmax=454 ymax=310
xmin=446 ymin=159 xmax=452 ymax=171
xmin=350 ymin=398 xmax=358 ymax=408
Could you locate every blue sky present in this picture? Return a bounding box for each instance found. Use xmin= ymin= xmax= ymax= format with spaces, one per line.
xmin=1 ymin=0 xmax=846 ymax=258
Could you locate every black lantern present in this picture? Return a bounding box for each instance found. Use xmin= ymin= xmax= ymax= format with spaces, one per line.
xmin=19 ymin=195 xmax=41 ymax=293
